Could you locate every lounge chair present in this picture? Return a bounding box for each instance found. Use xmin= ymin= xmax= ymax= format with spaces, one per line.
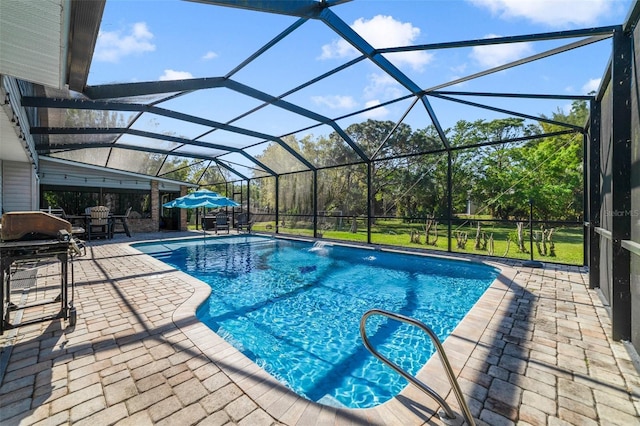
xmin=215 ymin=212 xmax=229 ymax=234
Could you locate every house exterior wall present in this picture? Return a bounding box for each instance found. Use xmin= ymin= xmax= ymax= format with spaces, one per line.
xmin=39 ymin=158 xmax=183 ymax=191
xmin=36 ymin=157 xmax=197 ymax=233
xmin=124 ymin=182 xmax=193 ymax=233
xmin=0 ymin=160 xmax=3 ymax=212
xmin=2 ymin=160 xmax=37 ymax=212
xmin=116 ymin=181 xmax=160 ymax=233
xmin=119 ymin=183 xmax=197 ymax=232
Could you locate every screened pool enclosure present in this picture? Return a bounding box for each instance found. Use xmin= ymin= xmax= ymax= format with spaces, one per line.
xmin=2 ymin=0 xmax=632 ymax=269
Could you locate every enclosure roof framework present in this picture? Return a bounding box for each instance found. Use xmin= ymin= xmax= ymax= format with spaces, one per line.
xmin=2 ymin=0 xmax=620 ymax=183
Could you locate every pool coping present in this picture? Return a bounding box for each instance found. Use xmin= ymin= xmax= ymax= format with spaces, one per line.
xmin=132 ymin=234 xmax=520 ymax=425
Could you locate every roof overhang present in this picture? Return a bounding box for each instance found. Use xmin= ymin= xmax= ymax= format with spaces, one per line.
xmin=185 ymin=0 xmax=351 ymax=18
xmin=0 ymin=0 xmax=104 ymax=91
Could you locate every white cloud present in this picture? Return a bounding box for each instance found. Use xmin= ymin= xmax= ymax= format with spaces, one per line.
xmin=360 ymin=100 xmax=389 ymax=119
xmin=202 ymin=51 xmax=218 ymax=60
xmin=95 ymin=22 xmax=155 ymax=62
xmin=319 ymin=39 xmax=356 ymax=60
xmin=467 ymin=0 xmax=613 ymax=27
xmin=311 ymin=95 xmax=358 ymax=109
xmin=582 ymin=78 xmax=600 ymax=94
xmin=469 ymin=34 xmax=533 ymax=68
xmin=319 ymin=15 xmax=432 ymax=71
xmin=159 ymin=70 xmax=194 ymax=81
xmin=363 ymin=72 xmax=403 ymax=100
xmin=450 ymin=64 xmax=468 ymax=75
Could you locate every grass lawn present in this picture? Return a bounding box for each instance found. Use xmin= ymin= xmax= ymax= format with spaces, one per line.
xmin=252 ymin=218 xmax=584 ymax=265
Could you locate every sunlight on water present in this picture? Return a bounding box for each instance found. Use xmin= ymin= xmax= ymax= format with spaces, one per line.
xmin=135 ymin=236 xmax=498 ymax=409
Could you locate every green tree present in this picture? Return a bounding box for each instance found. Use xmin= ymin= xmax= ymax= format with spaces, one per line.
xmin=254 ymin=136 xmax=311 ymax=216
xmin=471 ymin=107 xmax=585 ymax=221
xmin=520 ymin=102 xmax=586 ymax=220
xmin=471 ymin=118 xmax=538 ymax=219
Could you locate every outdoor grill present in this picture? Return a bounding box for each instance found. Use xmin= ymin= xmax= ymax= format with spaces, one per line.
xmin=0 ymin=211 xmax=84 ymax=334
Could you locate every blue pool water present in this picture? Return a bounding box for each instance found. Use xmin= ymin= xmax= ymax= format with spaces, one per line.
xmin=134 ymin=235 xmax=499 ymax=408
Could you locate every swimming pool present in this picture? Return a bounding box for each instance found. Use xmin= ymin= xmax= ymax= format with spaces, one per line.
xmin=134 ymin=235 xmax=499 ymax=408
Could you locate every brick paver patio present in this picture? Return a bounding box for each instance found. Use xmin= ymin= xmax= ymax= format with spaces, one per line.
xmin=1 ymin=231 xmax=639 ymax=425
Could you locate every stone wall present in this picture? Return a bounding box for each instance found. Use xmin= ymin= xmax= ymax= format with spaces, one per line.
xmin=127 ymin=218 xmax=157 ymax=233
xmin=151 ymin=181 xmax=159 ymax=229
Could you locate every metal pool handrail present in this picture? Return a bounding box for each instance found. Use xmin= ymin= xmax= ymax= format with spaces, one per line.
xmin=359 ymin=309 xmax=476 ymax=426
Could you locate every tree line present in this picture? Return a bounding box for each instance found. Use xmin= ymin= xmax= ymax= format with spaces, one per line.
xmin=95 ymin=100 xmax=586 ymax=224
xmin=251 ymin=100 xmax=586 ymax=222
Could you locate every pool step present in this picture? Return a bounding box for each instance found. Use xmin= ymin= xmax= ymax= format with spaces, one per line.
xmin=317 ymin=394 xmax=347 ymax=408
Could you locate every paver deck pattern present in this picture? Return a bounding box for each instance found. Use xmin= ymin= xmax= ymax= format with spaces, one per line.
xmin=1 ymin=231 xmax=639 ymax=425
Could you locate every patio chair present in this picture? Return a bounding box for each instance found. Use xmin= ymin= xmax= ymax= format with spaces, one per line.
xmin=112 ymin=207 xmax=132 ymax=237
xmin=215 ymin=212 xmax=229 ymax=234
xmin=236 ymin=213 xmax=253 ymax=233
xmin=86 ymin=206 xmax=112 ymax=240
xmin=202 ymin=214 xmax=216 ymax=231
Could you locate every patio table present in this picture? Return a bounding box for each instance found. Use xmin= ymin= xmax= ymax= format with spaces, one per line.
xmin=67 ymin=213 xmax=113 ymax=239
xmin=66 ymin=214 xmax=88 ymax=226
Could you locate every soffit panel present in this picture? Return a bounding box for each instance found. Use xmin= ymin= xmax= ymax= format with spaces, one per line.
xmin=0 ymin=0 xmax=66 ymax=88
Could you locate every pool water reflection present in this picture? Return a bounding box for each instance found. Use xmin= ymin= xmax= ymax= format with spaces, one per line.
xmin=134 ymin=236 xmax=498 ymax=408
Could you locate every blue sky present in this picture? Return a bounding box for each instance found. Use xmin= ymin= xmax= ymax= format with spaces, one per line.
xmin=86 ymin=0 xmax=633 ymax=175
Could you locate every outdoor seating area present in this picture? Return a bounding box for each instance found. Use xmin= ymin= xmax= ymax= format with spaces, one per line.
xmin=59 ymin=206 xmax=134 ymax=241
xmin=0 ymin=231 xmax=638 ymax=425
xmin=201 ymin=212 xmax=232 ymax=233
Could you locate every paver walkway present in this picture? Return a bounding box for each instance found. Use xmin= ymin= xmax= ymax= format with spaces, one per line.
xmin=1 ymin=231 xmax=639 ymax=425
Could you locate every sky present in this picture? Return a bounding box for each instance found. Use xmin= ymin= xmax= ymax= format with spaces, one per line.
xmin=86 ymin=0 xmax=634 ymax=175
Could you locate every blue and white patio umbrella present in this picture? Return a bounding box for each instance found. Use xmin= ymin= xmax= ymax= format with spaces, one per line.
xmin=162 ymin=189 xmax=239 ymax=234
xmin=162 ymin=188 xmax=239 ymax=209
xmin=163 ymin=188 xmax=216 ymax=207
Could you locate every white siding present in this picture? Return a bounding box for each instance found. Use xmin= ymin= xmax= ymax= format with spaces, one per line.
xmin=40 ymin=161 xmax=152 ymax=190
xmin=2 ymin=160 xmax=36 ymax=212
xmin=0 ymin=160 xmax=3 ymax=212
xmin=0 ymin=0 xmax=66 ymax=89
xmin=39 ymin=158 xmax=185 ymax=192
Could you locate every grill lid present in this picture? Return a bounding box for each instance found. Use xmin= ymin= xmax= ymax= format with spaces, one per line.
xmin=1 ymin=211 xmax=72 ymax=241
